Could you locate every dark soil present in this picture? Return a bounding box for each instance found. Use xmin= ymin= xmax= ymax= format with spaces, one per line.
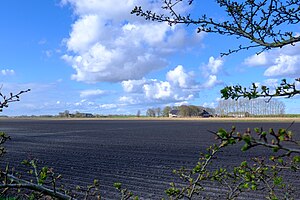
xmin=0 ymin=119 xmax=299 ymax=199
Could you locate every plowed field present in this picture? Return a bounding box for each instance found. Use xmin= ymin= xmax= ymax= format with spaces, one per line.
xmin=0 ymin=119 xmax=299 ymax=199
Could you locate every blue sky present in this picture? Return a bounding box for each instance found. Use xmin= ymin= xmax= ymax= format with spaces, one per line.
xmin=0 ymin=0 xmax=299 ymax=116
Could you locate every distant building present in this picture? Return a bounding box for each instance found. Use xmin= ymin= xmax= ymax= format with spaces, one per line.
xmin=228 ymin=112 xmax=250 ymax=118
xmin=200 ymin=110 xmax=211 ymax=118
xmin=83 ymin=113 xmax=94 ymax=118
xmin=59 ymin=111 xmax=94 ymax=118
xmin=169 ymin=110 xmax=180 ymax=118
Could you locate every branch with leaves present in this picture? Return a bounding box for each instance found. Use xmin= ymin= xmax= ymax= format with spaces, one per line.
xmin=0 ymin=132 xmax=10 ymax=157
xmin=1 ymin=159 xmax=71 ymax=199
xmin=114 ymin=183 xmax=138 ymax=200
xmin=165 ymin=124 xmax=299 ymax=199
xmin=1 ymin=159 xmax=101 ymax=200
xmin=108 ymin=125 xmax=298 ymax=200
xmin=0 ymin=89 xmax=30 ymax=112
xmin=132 ymin=0 xmax=300 ymax=55
xmin=221 ymin=78 xmax=300 ymax=101
xmin=165 ymin=144 xmax=222 ymax=199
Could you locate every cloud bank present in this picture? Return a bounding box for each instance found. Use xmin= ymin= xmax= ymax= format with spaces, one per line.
xmin=120 ymin=57 xmax=224 ymax=106
xmin=61 ymin=0 xmax=204 ymax=83
xmin=244 ymin=44 xmax=300 ymax=78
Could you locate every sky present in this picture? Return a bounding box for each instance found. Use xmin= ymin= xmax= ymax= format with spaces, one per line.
xmin=0 ymin=0 xmax=299 ymax=116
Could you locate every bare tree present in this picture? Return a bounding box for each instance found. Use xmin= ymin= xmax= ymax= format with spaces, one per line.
xmin=155 ymin=107 xmax=162 ymax=117
xmin=146 ymin=108 xmax=156 ymax=117
xmin=216 ymin=98 xmax=285 ymax=116
xmin=136 ymin=110 xmax=141 ymax=117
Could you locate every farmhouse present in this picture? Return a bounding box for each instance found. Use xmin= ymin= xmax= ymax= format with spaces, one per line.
xmin=200 ymin=110 xmax=211 ymax=118
xmin=227 ymin=112 xmax=250 ymax=118
xmin=168 ymin=109 xmax=213 ymax=118
xmin=169 ymin=110 xmax=180 ymax=118
xmin=82 ymin=113 xmax=94 ymax=118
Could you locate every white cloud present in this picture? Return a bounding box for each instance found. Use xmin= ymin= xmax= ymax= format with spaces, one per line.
xmin=80 ymin=89 xmax=106 ymax=98
xmin=206 ymin=56 xmax=223 ymax=75
xmin=120 ymin=65 xmax=201 ymax=104
xmin=121 ymin=79 xmax=147 ymax=93
xmin=243 ymin=44 xmax=300 ymax=78
xmin=1 ymin=69 xmax=15 ymax=76
xmin=174 ymin=101 xmax=189 ymax=106
xmin=60 ymin=0 xmax=136 ymax=18
xmin=74 ymin=99 xmax=87 ymax=106
xmin=61 ymin=0 xmax=204 ymax=83
xmin=166 ymin=65 xmax=192 ymax=88
xmin=62 ymin=37 xmax=168 ymax=83
xmin=143 ymin=81 xmax=172 ymax=100
xmin=264 ymin=54 xmax=300 ymax=77
xmin=201 ymin=57 xmax=224 ymax=88
xmin=119 ymin=96 xmax=141 ymax=104
xmin=202 ymin=75 xmax=221 ymax=89
xmin=120 ymin=59 xmax=225 ymax=105
xmin=66 ymin=14 xmax=101 ymax=53
xmin=263 ymin=78 xmax=278 ymax=87
xmin=121 ymin=65 xmax=199 ymax=102
xmin=243 ymin=52 xmax=268 ymax=66
xmin=203 ymin=102 xmax=215 ymax=108
xmin=99 ymin=103 xmax=117 ymax=109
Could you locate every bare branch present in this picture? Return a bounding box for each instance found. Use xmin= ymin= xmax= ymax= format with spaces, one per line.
xmin=132 ymin=0 xmax=300 ymax=55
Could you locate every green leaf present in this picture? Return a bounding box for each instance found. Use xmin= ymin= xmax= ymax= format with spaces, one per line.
xmin=38 ymin=167 xmax=48 ymax=185
xmin=205 ymin=154 xmax=210 ymax=159
xmin=114 ymin=182 xmax=122 ymax=190
xmin=165 ymin=187 xmax=181 ymax=196
xmin=241 ymin=144 xmax=249 ymax=151
xmin=277 ymin=158 xmax=283 ymax=164
xmin=254 ymin=127 xmax=260 ymax=133
xmin=261 ymin=131 xmax=267 ymax=136
xmin=242 ymin=135 xmax=251 ymax=144
xmin=273 ymin=177 xmax=283 ymax=186
xmin=278 ymin=128 xmax=286 ymax=136
xmin=272 ymin=146 xmax=279 ymax=152
xmin=21 ymin=160 xmax=30 ymax=166
xmin=217 ymin=128 xmax=228 ymax=138
xmin=241 ymin=161 xmax=248 ymax=167
xmin=243 ymin=183 xmax=249 ymax=189
xmin=279 ymin=135 xmax=285 ymax=141
xmin=251 ymin=184 xmax=257 ymax=190
xmin=293 ymin=156 xmax=300 ymax=163
xmin=94 ymin=179 xmax=99 ymax=186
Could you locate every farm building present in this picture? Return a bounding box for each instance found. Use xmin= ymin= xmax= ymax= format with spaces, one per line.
xmin=227 ymin=112 xmax=250 ymax=118
xmin=169 ymin=110 xmax=180 ymax=118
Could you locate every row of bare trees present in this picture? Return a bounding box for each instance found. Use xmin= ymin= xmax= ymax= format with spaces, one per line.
xmin=145 ymin=99 xmax=285 ymax=118
xmin=146 ymin=105 xmax=216 ymax=117
xmin=215 ymin=98 xmax=285 ymax=116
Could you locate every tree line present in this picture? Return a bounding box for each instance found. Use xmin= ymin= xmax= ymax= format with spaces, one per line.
xmin=215 ymin=98 xmax=285 ymax=117
xmin=146 ymin=105 xmax=216 ymax=117
xmin=146 ymin=98 xmax=286 ymax=118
